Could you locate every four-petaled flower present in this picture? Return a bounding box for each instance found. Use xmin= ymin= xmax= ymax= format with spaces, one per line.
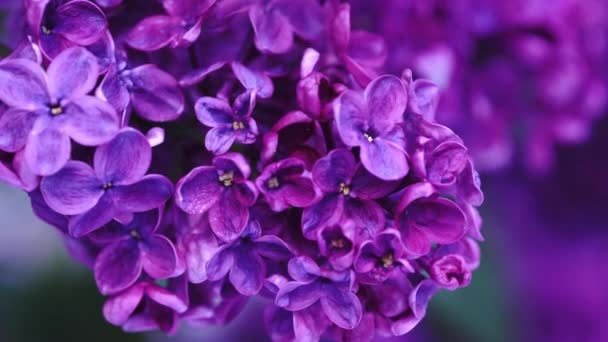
xmin=354 ymin=228 xmax=414 ymax=284
xmin=256 ymin=157 xmax=318 ymax=211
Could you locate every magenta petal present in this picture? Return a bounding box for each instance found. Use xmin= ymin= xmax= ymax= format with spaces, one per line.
xmin=334 ymin=90 xmax=367 ymax=146
xmin=94 ymin=128 xmax=151 ymax=184
xmin=350 ymin=165 xmax=400 ymax=199
xmin=274 ymin=0 xmax=323 ymax=40
xmin=360 ymin=139 xmax=408 ymax=181
xmin=194 ymin=97 xmax=233 ymax=127
xmin=408 ymin=197 xmax=467 ymax=244
xmin=146 ymin=284 xmax=188 ymax=313
xmin=94 ymin=239 xmax=142 ymax=295
xmin=60 ymin=96 xmax=119 ymax=146
xmin=47 ymin=47 xmax=99 ymax=101
xmin=175 ymin=166 xmax=223 ymax=214
xmin=128 ymin=64 xmax=184 ymax=122
xmin=0 ymin=59 xmax=49 ymax=109
xmin=343 ymin=199 xmax=385 ymax=237
xmin=234 ymin=181 xmax=258 ymax=206
xmin=293 ymin=303 xmax=329 ymax=342
xmin=229 ymin=248 xmax=265 ymax=295
xmin=103 ymin=283 xmax=145 ymax=325
xmin=401 ymin=226 xmax=431 ymax=256
xmin=249 ymin=4 xmax=293 ymax=54
xmin=276 ymin=281 xmax=322 ymax=311
xmin=40 ymin=160 xmax=103 ymax=215
xmin=208 ymin=189 xmax=248 ymax=242
xmin=282 ymin=177 xmax=317 ymax=208
xmin=111 ymin=175 xmax=173 ymax=212
xmin=69 ymin=193 xmax=116 ymax=237
xmin=206 ymin=245 xmax=234 ymax=281
xmin=163 ymin=0 xmax=215 ymax=18
xmin=126 ymin=16 xmax=183 ymax=51
xmin=312 ymin=149 xmax=355 ymax=192
xmin=365 ymin=75 xmax=407 ymax=133
xmin=348 ymin=31 xmax=387 ymax=68
xmin=25 ymin=127 xmax=71 ymax=176
xmin=301 ymin=194 xmax=343 ymax=239
xmin=55 ymin=0 xmax=107 ymax=45
xmin=330 ymin=3 xmax=350 ymax=54
xmin=141 ymin=235 xmax=178 ymax=279
xmin=320 ymin=287 xmax=362 ymax=330
xmin=205 ymin=126 xmax=236 ymax=155
xmin=0 ymin=108 xmax=40 ymax=152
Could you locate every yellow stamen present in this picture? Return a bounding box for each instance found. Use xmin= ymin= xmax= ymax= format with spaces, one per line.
xmin=267 ymin=177 xmax=279 ymax=189
xmin=219 ymin=171 xmax=234 ymax=187
xmin=51 ymin=105 xmax=63 ymax=115
xmin=232 ymin=121 xmax=245 ymax=130
xmin=363 ymin=132 xmax=374 ymax=142
xmin=331 ymin=238 xmax=345 ymax=249
xmin=339 ymin=182 xmax=350 ymax=196
xmin=381 ymin=253 xmax=394 ymax=268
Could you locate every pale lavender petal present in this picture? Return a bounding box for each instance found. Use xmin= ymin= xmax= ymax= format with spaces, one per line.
xmin=195 ymin=97 xmax=233 ymax=127
xmin=98 ymin=66 xmax=130 ymax=113
xmin=365 ymin=75 xmax=407 ymax=133
xmin=276 ymin=281 xmax=322 ymax=311
xmin=141 ymin=235 xmax=178 ymax=279
xmin=47 ymin=47 xmax=99 ymax=101
xmin=24 ymin=127 xmax=71 ymax=176
xmin=206 ymin=245 xmax=234 ymax=281
xmin=348 ymin=31 xmax=387 ymax=68
xmin=40 ymin=160 xmax=103 ymax=215
xmin=103 ymin=283 xmax=145 ymax=325
xmin=93 ymin=128 xmax=151 ymax=184
xmin=250 ymin=4 xmax=293 ymax=54
xmin=110 ymin=175 xmax=173 ymax=212
xmin=320 ymin=287 xmax=362 ymax=330
xmin=287 ymin=256 xmax=320 ymax=282
xmin=293 ymin=303 xmax=329 ymax=342
xmin=69 ymin=193 xmax=116 ymax=237
xmin=0 ymin=59 xmax=49 ymax=109
xmin=409 ymin=79 xmax=440 ymax=121
xmin=232 ymin=62 xmax=274 ymax=98
xmin=0 ymin=108 xmax=40 ymax=152
xmin=230 ymin=248 xmax=265 ymax=295
xmin=94 ymin=239 xmax=142 ymax=295
xmin=129 ymin=64 xmax=184 ymax=122
xmin=205 ymin=126 xmax=236 ymax=155
xmin=145 ymin=284 xmax=188 ymax=313
xmin=360 ymin=139 xmax=408 ymax=181
xmin=60 ymin=95 xmax=119 ymax=146
xmin=55 ymin=0 xmax=107 ymax=45
xmin=334 ymin=90 xmax=367 ymax=146
xmin=175 ymin=166 xmax=223 ymax=214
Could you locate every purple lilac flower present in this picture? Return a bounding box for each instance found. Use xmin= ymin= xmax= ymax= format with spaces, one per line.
xmin=0 ymin=1 xmax=487 ymax=340
xmin=175 ymin=153 xmax=257 ymax=242
xmin=0 ymin=46 xmax=118 ymax=175
xmin=40 ymin=128 xmax=173 ymax=237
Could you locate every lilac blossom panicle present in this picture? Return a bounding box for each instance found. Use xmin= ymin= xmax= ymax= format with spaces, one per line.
xmin=0 ymin=0 xmax=487 ymax=341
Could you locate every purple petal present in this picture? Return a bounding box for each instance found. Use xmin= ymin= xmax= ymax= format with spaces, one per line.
xmin=128 ymin=64 xmax=184 ymax=122
xmin=254 ymin=235 xmax=293 ymax=260
xmin=409 ymin=280 xmax=437 ymax=319
xmin=60 ymin=96 xmax=119 ymax=146
xmin=145 ymin=284 xmax=188 ymax=313
xmin=208 ymin=189 xmax=249 ymax=242
xmin=194 ymin=97 xmax=233 ymax=127
xmin=365 ymin=75 xmax=407 ymax=133
xmin=55 ymin=0 xmax=107 ymax=45
xmin=274 ymin=0 xmax=323 ymax=40
xmin=206 ymin=245 xmax=234 ymax=281
xmin=301 ymin=194 xmax=343 ymax=240
xmin=312 ymin=149 xmax=355 ymax=193
xmin=234 ymin=181 xmax=258 ymax=206
xmin=230 ymin=247 xmax=265 ymax=295
xmin=69 ymin=193 xmax=116 ymax=237
xmin=334 ymin=90 xmax=367 ymax=146
xmin=231 ymin=62 xmax=274 ymax=98
xmin=348 ymin=31 xmax=387 ymax=68
xmin=276 ymin=281 xmax=322 ymax=311
xmin=180 ymin=227 xmax=218 ymax=283
xmin=293 ymin=303 xmax=329 ymax=342
xmin=0 ymin=108 xmax=40 ymax=152
xmin=25 ymin=127 xmax=71 ymax=176
xmin=103 ymin=283 xmax=145 ymax=325
xmin=427 ymin=141 xmax=468 ymax=186
xmin=40 ymin=160 xmax=103 ymax=215
xmin=126 ymin=16 xmax=183 ymax=51
xmin=320 ymin=287 xmax=362 ymax=330
xmin=175 ymin=166 xmax=223 ymax=214
xmin=0 ymin=59 xmax=49 ymax=109
xmin=350 ymin=165 xmax=400 ymax=199
xmin=163 ymin=0 xmax=215 ymax=17
xmin=39 ymin=32 xmax=74 ymax=60
xmin=343 ymin=198 xmax=385 ymax=238
xmin=94 ymin=239 xmax=142 ymax=295
xmin=287 ymin=256 xmax=320 ymax=282
xmin=281 ymin=177 xmax=317 ymax=208
xmin=429 ymin=254 xmax=471 ymax=290
xmin=405 ymin=197 xmax=467 ymax=245
xmin=98 ymin=66 xmax=130 ymax=113
xmin=47 ymin=47 xmax=99 ymax=101
xmin=360 ymin=139 xmax=408 ymax=181
xmin=110 ymin=175 xmax=173 ymax=212
xmin=249 ymin=4 xmax=293 ymax=54
xmin=353 ymin=241 xmax=378 ymax=273
xmin=408 ymin=79 xmax=440 ymax=121
xmin=94 ymin=128 xmax=151 ymax=184
xmin=141 ymin=235 xmax=178 ymax=279
xmin=205 ymin=126 xmax=236 ymax=155
xmin=330 ymin=3 xmax=350 ymax=54
xmin=264 ymin=306 xmax=294 ymax=342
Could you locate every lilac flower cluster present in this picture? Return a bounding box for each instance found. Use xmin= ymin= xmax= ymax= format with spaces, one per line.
xmin=0 ymin=1 xmax=483 ymax=340
xmin=351 ymin=0 xmax=608 ymax=173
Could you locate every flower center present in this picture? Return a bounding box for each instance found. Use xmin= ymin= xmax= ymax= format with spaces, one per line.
xmin=267 ymin=177 xmax=280 ymax=189
xmin=101 ymin=182 xmax=113 ymax=190
xmin=381 ymin=253 xmax=394 ymax=268
xmin=41 ymin=25 xmax=52 ymax=35
xmin=130 ymin=230 xmax=141 ymax=240
xmin=218 ymin=171 xmax=234 ymax=187
xmin=50 ymin=105 xmax=63 ymax=115
xmin=331 ymin=238 xmax=346 ymax=249
xmin=232 ymin=121 xmax=245 ymax=130
xmin=363 ymin=132 xmax=374 ymax=143
xmin=339 ymin=182 xmax=350 ymax=196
